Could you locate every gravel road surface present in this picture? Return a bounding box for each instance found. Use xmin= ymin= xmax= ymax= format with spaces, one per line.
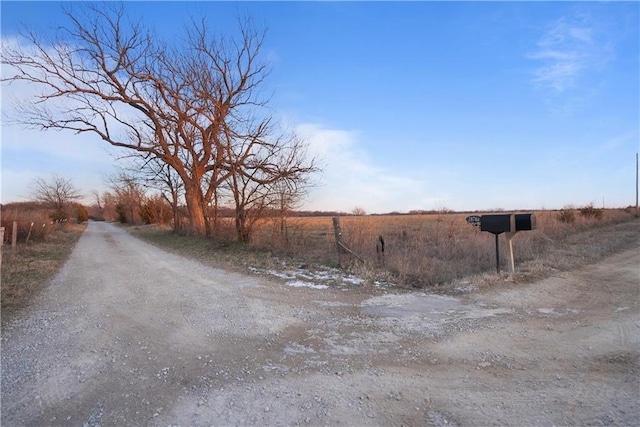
xmin=2 ymin=221 xmax=639 ymax=426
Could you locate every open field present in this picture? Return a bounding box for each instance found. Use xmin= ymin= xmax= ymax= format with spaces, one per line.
xmin=2 ymin=207 xmax=636 ymax=320
xmin=132 ymin=208 xmax=640 ymax=290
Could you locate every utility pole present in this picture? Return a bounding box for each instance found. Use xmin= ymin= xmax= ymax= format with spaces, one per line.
xmin=636 ymin=153 xmax=638 ymax=216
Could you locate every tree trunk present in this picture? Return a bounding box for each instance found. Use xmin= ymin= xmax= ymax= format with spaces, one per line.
xmin=184 ymin=184 xmax=208 ymax=236
xmin=211 ymin=188 xmax=219 ymax=238
xmin=235 ymin=208 xmax=251 ymax=243
xmin=171 ymin=192 xmax=180 ymax=233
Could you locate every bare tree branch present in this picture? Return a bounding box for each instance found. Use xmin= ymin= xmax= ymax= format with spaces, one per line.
xmin=3 ymin=4 xmax=318 ymax=238
xmin=31 ymin=175 xmax=82 ymax=221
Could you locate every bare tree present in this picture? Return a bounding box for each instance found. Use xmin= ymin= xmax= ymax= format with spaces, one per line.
xmin=100 ymin=191 xmax=118 ymax=221
xmin=352 ymin=206 xmax=366 ymax=216
xmin=2 ymin=4 xmax=316 ymax=237
xmin=31 ymin=175 xmax=81 ymax=221
xmin=221 ymin=125 xmax=316 ymax=242
xmin=91 ymin=190 xmax=103 ymax=211
xmin=122 ymin=153 xmax=185 ymax=232
xmin=108 ymin=171 xmax=146 ymax=224
xmin=272 ymin=178 xmax=308 ymax=240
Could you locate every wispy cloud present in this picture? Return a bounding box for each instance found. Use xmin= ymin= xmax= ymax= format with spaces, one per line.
xmin=1 ymin=36 xmax=125 ymax=203
xmin=296 ymin=123 xmax=434 ymax=213
xmin=528 ymin=15 xmax=611 ymax=93
xmin=600 ymin=130 xmax=639 ymax=152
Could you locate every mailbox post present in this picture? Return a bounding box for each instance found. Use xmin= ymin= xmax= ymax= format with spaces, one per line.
xmin=479 ymin=214 xmax=514 ymax=273
xmin=467 ymin=213 xmax=537 ymax=274
xmin=508 ymin=213 xmax=537 ymax=273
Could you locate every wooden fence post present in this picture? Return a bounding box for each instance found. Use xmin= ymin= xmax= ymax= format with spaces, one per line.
xmin=332 ymin=217 xmax=343 ymax=267
xmin=0 ymin=227 xmax=4 ymax=268
xmin=376 ymin=235 xmax=385 ymax=265
xmin=12 ymin=221 xmax=18 ymax=249
xmin=25 ymin=222 xmax=34 ymax=245
xmin=332 ymin=217 xmax=364 ymax=267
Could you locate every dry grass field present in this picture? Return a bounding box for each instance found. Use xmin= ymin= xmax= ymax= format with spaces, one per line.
xmin=1 ymin=215 xmax=86 ymax=315
xmin=254 ymin=209 xmax=639 ymax=287
xmin=3 ymin=205 xmax=636 ymax=317
xmin=134 ymin=207 xmax=639 ymax=290
xmin=1 ymin=202 xmax=62 ymax=245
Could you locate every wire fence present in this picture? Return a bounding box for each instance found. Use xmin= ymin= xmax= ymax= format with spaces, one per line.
xmin=247 ymin=209 xmax=637 ymax=287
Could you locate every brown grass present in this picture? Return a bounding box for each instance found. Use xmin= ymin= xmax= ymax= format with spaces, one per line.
xmin=1 ymin=222 xmax=86 ymax=318
xmin=127 ymin=223 xmax=287 ymax=274
xmin=1 ymin=202 xmax=67 ymax=244
xmin=248 ymin=210 xmax=638 ymax=285
xmin=131 ymin=208 xmax=639 ymax=292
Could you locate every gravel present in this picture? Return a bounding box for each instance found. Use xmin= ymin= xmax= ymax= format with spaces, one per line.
xmin=2 ymin=220 xmax=638 ymax=426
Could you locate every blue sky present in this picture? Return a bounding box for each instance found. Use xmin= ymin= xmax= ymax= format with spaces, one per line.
xmin=1 ymin=1 xmax=639 ymax=213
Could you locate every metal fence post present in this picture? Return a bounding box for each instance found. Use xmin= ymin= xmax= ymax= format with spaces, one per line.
xmin=0 ymin=227 xmax=4 ymax=268
xmin=332 ymin=217 xmax=343 ymax=267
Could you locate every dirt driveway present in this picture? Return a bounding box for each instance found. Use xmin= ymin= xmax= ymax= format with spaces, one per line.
xmin=2 ymin=221 xmax=638 ymax=426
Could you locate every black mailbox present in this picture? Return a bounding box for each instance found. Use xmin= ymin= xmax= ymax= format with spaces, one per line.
xmin=480 ymin=214 xmax=515 ymax=234
xmin=473 ymin=212 xmax=537 ymax=273
xmin=515 ymin=213 xmax=536 ymax=231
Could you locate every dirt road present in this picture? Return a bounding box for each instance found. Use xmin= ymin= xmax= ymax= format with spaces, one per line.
xmin=2 ymin=221 xmax=638 ymax=426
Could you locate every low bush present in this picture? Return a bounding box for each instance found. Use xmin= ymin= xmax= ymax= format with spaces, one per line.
xmin=115 ymin=203 xmax=128 ymax=223
xmin=579 ymin=203 xmax=603 ymax=220
xmin=557 ymin=208 xmax=575 ymax=223
xmin=76 ymin=204 xmax=89 ymax=223
xmin=139 ymin=196 xmax=173 ymax=225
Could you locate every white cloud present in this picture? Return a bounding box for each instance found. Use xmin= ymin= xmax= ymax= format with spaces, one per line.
xmin=528 ymin=15 xmax=611 ymax=93
xmin=0 ymin=36 xmax=138 ymax=204
xmin=1 ymin=45 xmax=123 ymax=204
xmin=1 ymin=123 xmax=120 ymax=203
xmin=296 ymin=123 xmax=439 ymax=213
xmin=600 ymin=130 xmax=639 ymax=151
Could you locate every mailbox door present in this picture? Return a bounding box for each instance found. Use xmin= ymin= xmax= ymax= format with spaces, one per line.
xmin=480 ymin=214 xmax=515 ymax=234
xmin=515 ymin=213 xmax=536 ymax=231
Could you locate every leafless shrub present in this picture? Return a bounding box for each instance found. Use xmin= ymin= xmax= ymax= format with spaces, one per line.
xmin=31 ymin=175 xmax=81 ymax=221
xmin=557 ymin=208 xmax=576 ymax=223
xmin=579 ymin=203 xmax=603 ymax=220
